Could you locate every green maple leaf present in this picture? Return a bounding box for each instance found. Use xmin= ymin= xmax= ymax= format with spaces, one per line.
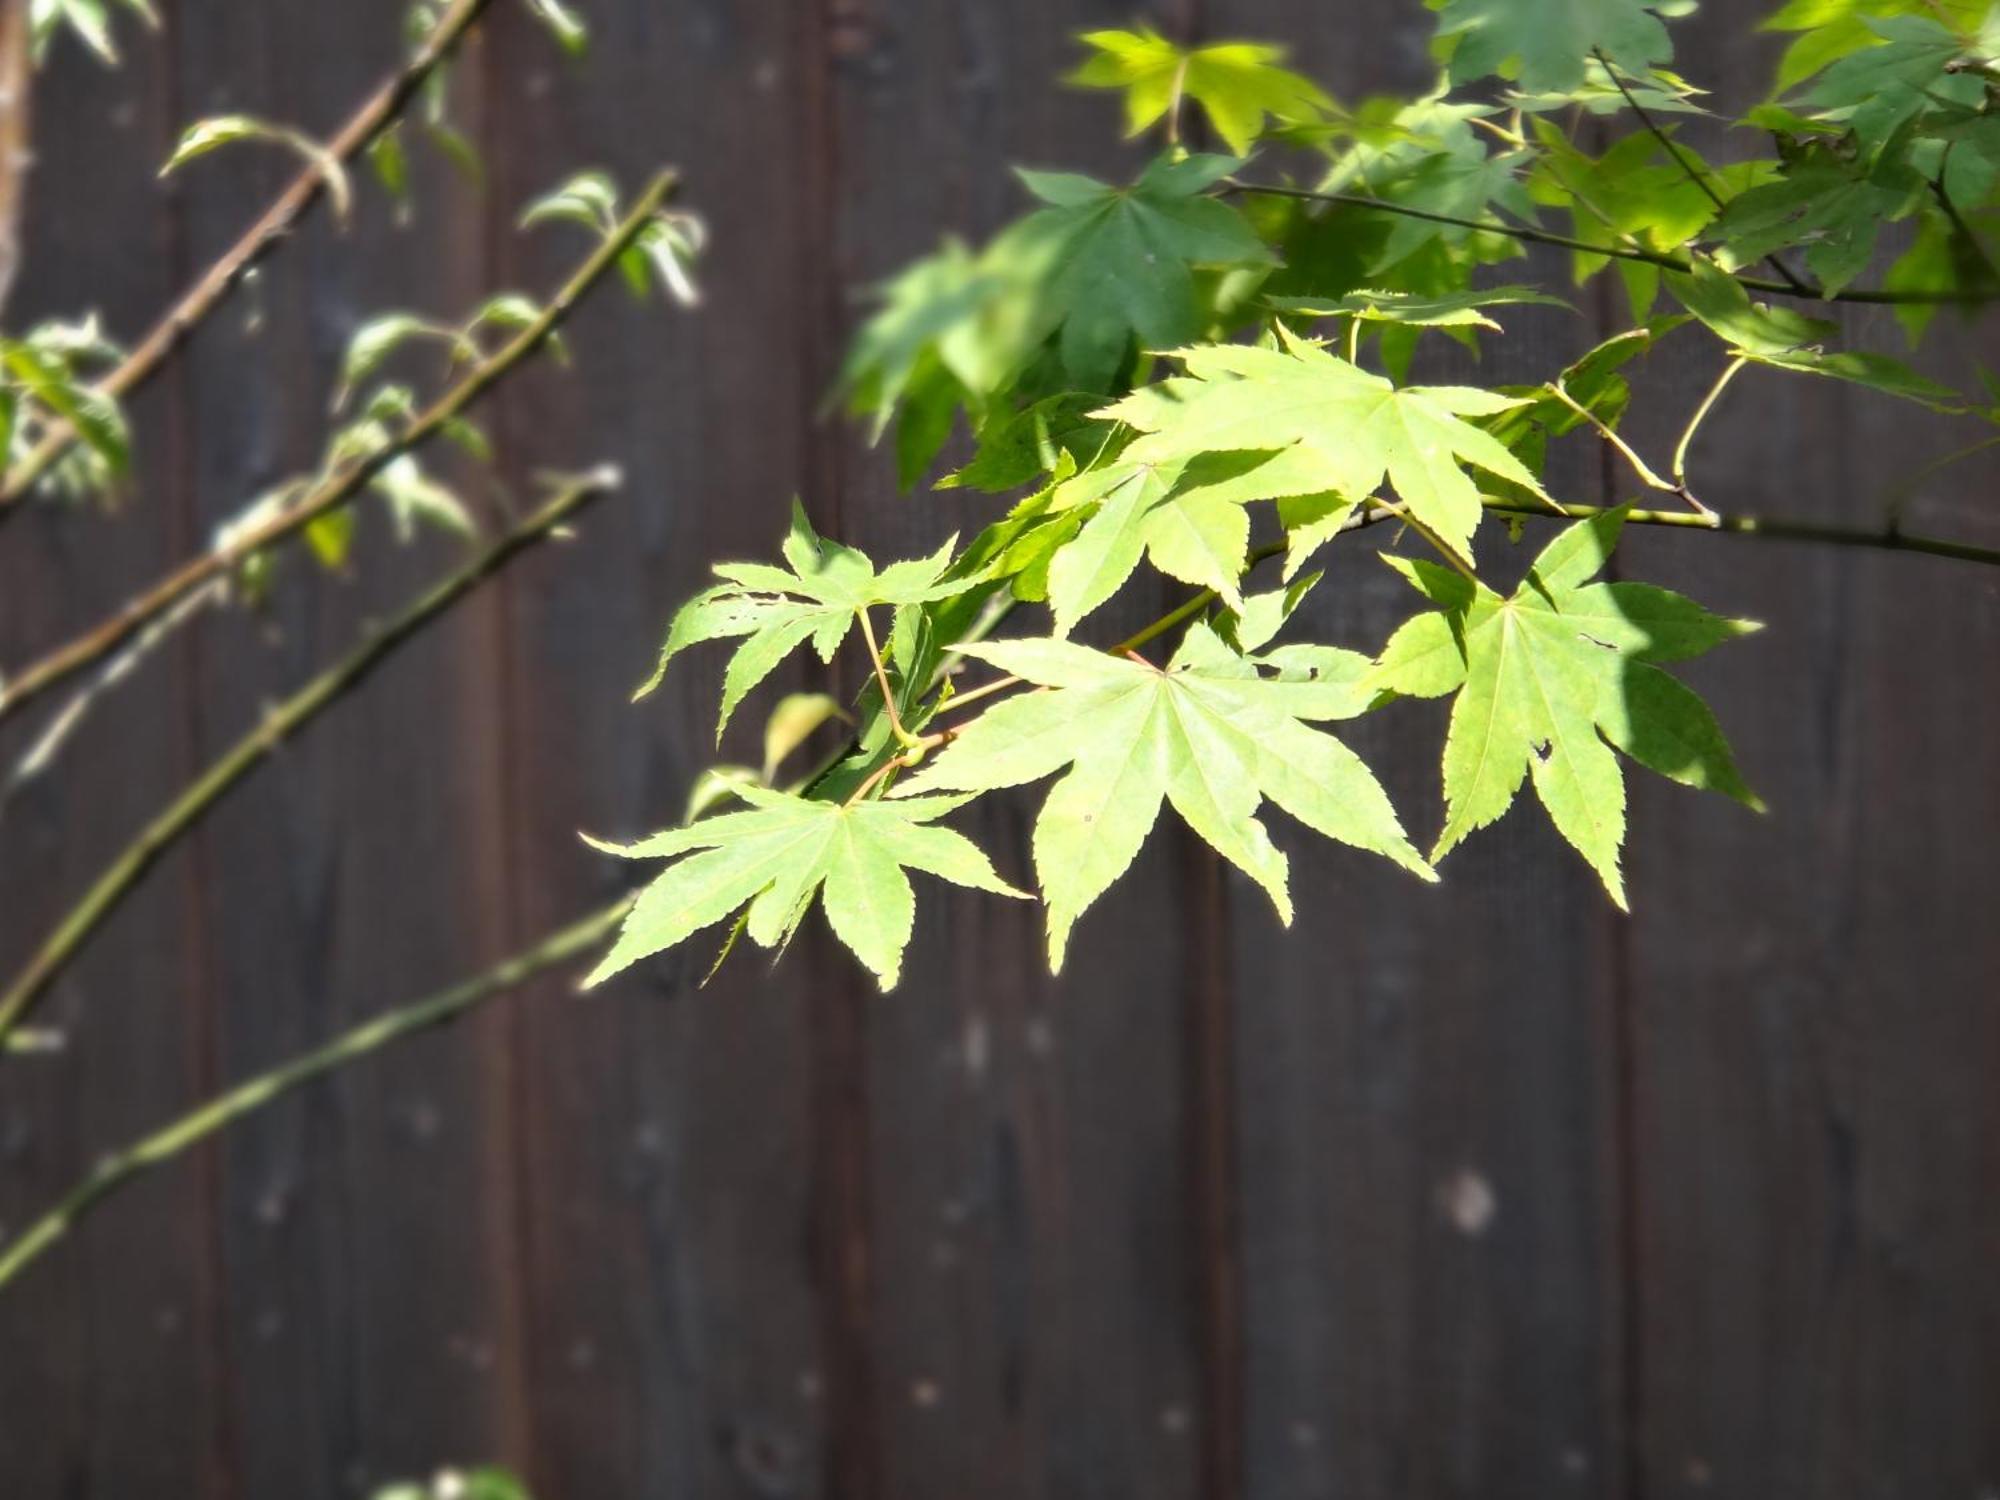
xmin=1101 ymin=328 xmax=1551 ymax=565
xmin=1762 ymin=0 xmax=1989 ymax=93
xmin=584 ymin=785 xmax=1027 ymax=992
xmin=1313 ymin=94 xmax=1535 ymax=274
xmin=1367 ymin=508 xmax=1762 ymax=908
xmin=1428 ymin=0 xmax=1693 ymax=94
xmin=1069 ymin=27 xmax=1338 ymax=155
xmin=1038 ymin=451 xmax=1306 ymax=633
xmin=1707 ymin=151 xmax=1928 ymax=295
xmin=1667 ymin=260 xmax=1957 ymax=404
xmin=1793 ymin=14 xmax=1985 ymax=148
xmin=638 ymin=502 xmax=965 ymax=740
xmin=997 ymin=154 xmax=1275 ymax=389
xmin=896 ymin=625 xmax=1432 ymax=972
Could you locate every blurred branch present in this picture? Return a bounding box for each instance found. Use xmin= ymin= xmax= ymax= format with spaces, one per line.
xmin=1222 ymin=177 xmax=1994 ymax=307
xmin=0 ymin=0 xmax=29 ymax=319
xmin=0 ymin=466 xmax=622 ymax=1053
xmin=0 ymin=892 xmax=633 ymax=1291
xmin=0 ymin=167 xmax=677 ymax=726
xmin=2 ymin=576 xmax=226 ymax=805
xmin=0 ymin=0 xmax=499 ymax=510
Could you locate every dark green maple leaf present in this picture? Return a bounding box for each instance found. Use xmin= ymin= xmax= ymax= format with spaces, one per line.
xmin=1428 ymin=0 xmax=1695 ymax=95
xmin=996 ymin=154 xmax=1275 ymax=388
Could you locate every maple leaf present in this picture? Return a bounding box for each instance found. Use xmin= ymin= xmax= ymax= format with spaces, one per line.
xmin=1367 ymin=508 xmax=1762 ymax=908
xmin=638 ymin=501 xmax=964 ymax=740
xmin=1037 ymin=452 xmax=1309 ymax=633
xmin=1428 ymin=0 xmax=1693 ymax=95
xmin=1792 ymin=13 xmax=1984 ymax=147
xmin=1707 ymin=150 xmax=1928 ymax=295
xmin=896 ymin=625 xmax=1432 ymax=972
xmin=1316 ymin=94 xmax=1536 ymax=274
xmin=1100 ymin=328 xmax=1551 ymax=565
xmin=1069 ymin=27 xmax=1337 ymax=155
xmin=995 ymin=154 xmax=1275 ymax=389
xmin=584 ymin=785 xmax=1027 ymax=992
xmin=1666 ymin=260 xmax=1957 ymax=404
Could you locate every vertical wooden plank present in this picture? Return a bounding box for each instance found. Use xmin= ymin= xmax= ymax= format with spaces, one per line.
xmin=0 ymin=13 xmax=232 ymax=1498
xmin=812 ymin=4 xmax=1229 ymax=1498
xmin=1203 ymin=5 xmax=1632 ymax=1498
xmin=476 ymin=4 xmax=829 ymax=1496
xmin=161 ymin=0 xmax=517 ymax=1491
xmin=1611 ymin=15 xmax=2000 ymax=1487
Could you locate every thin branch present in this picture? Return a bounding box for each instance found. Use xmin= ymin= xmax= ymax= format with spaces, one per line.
xmin=1928 ymin=147 xmax=2000 ymax=290
xmin=1672 ymin=354 xmax=1747 ymax=492
xmin=1221 ymin=178 xmax=1991 ymax=306
xmin=0 ymin=468 xmax=622 ymax=1053
xmin=1480 ymin=494 xmax=2000 ymax=566
xmin=1595 ymin=49 xmax=1813 ymax=296
xmin=0 ymin=0 xmax=500 ymax=511
xmin=0 ymin=169 xmax=677 ymax=728
xmin=1546 ymin=378 xmax=1711 ymax=516
xmin=0 ymin=894 xmax=633 ymax=1290
xmin=3 ymin=579 xmax=228 ymax=805
xmin=854 ymin=605 xmax=919 ymax=749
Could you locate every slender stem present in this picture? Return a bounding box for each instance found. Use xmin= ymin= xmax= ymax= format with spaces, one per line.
xmin=1164 ymin=54 xmax=1190 ymax=147
xmin=1368 ymin=495 xmax=1479 ymax=581
xmin=4 ymin=579 xmax=229 ymax=802
xmin=1221 ymin=178 xmax=1990 ymax=306
xmin=0 ymin=469 xmax=622 ymax=1053
xmin=1480 ymin=494 xmax=2000 ymax=566
xmin=1928 ymin=150 xmax=2000 ymax=289
xmin=854 ymin=605 xmax=918 ymax=748
xmin=1345 ymin=313 xmax=1361 ymax=364
xmin=1547 ymin=381 xmax=1676 ymax=493
xmin=0 ymin=0 xmax=500 ymax=511
xmin=1672 ymin=355 xmax=1747 ymax=492
xmin=930 ymin=672 xmax=1021 ymax=718
xmin=0 ymin=171 xmax=677 ymax=727
xmin=0 ymin=895 xmax=632 ymax=1291
xmin=1548 ymin=378 xmax=1708 ymax=514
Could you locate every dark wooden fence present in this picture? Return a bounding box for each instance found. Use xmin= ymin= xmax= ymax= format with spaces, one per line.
xmin=2 ymin=1 xmax=1996 ymax=1496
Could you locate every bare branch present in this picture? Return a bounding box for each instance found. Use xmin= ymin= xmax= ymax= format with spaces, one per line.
xmin=0 ymin=467 xmax=622 ymax=1051
xmin=0 ymin=893 xmax=633 ymax=1289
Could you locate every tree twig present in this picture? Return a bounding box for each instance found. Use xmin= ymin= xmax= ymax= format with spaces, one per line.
xmin=1480 ymin=494 xmax=2000 ymax=565
xmin=0 ymin=467 xmax=622 ymax=1053
xmin=0 ymin=893 xmax=633 ymax=1289
xmin=1594 ymin=48 xmax=1813 ymax=295
xmin=0 ymin=169 xmax=677 ymax=727
xmin=0 ymin=0 xmax=501 ymax=511
xmin=1221 ymin=178 xmax=1989 ymax=306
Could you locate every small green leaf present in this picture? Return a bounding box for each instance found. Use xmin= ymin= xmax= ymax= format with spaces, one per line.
xmin=161 ymin=117 xmax=353 ymax=221
xmin=637 ymin=506 xmax=966 ymax=743
xmin=1069 ymin=26 xmax=1337 ymax=154
xmin=586 ymin=787 xmax=1026 ymax=992
xmin=519 ymin=170 xmax=620 ymax=234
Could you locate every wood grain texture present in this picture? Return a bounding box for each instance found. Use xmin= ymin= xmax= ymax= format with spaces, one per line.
xmin=0 ymin=3 xmax=1994 ymax=1499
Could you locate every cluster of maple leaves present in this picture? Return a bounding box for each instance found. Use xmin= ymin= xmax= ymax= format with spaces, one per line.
xmin=589 ymin=0 xmax=2000 ymax=991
